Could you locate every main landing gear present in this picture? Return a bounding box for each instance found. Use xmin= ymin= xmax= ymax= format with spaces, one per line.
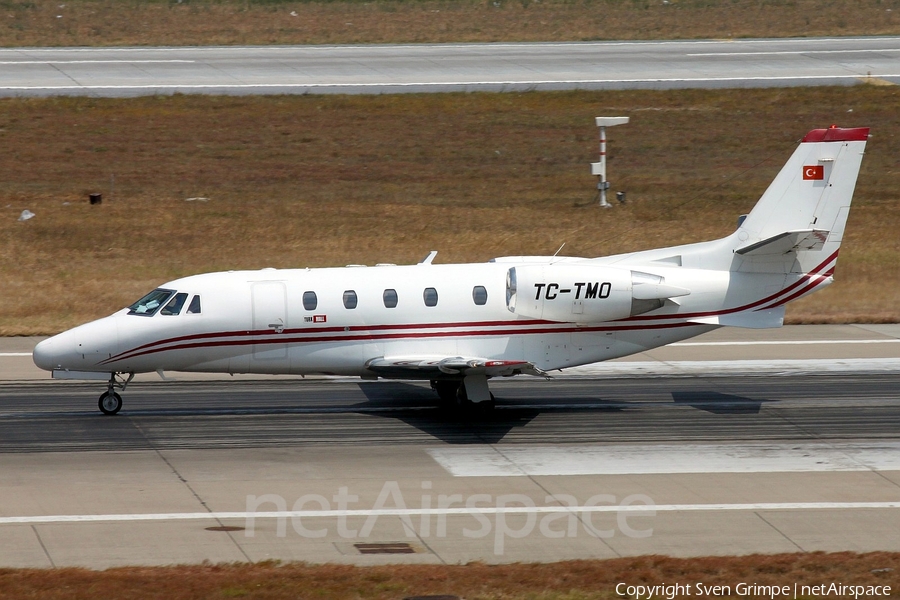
xmin=430 ymin=379 xmax=495 ymax=411
xmin=98 ymin=372 xmax=134 ymax=415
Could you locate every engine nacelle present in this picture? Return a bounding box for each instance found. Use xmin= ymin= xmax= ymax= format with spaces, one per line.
xmin=506 ymin=265 xmax=689 ymax=323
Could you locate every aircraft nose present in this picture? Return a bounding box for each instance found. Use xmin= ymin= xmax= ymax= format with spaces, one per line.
xmin=32 ymin=336 xmax=59 ymax=371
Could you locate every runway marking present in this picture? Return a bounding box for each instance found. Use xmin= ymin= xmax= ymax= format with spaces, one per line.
xmin=0 ymin=60 xmax=194 ymax=65
xmin=428 ymin=442 xmax=900 ymax=477
xmin=567 ymin=358 xmax=900 ymax=379
xmin=3 ymin=501 xmax=900 ymax=526
xmin=688 ymin=49 xmax=900 ymax=56
xmin=3 ymin=74 xmax=900 ymax=92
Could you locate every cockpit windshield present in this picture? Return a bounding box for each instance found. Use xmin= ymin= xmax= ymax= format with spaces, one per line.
xmin=160 ymin=292 xmax=189 ymax=316
xmin=128 ymin=288 xmax=175 ymax=316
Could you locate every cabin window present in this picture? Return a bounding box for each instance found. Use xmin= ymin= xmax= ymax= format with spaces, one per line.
xmin=187 ymin=295 xmax=202 ymax=314
xmin=127 ymin=288 xmax=175 ymax=317
xmin=343 ymin=290 xmax=358 ymax=310
xmin=302 ymin=291 xmax=317 ymax=311
xmin=383 ymin=289 xmax=398 ymax=308
xmin=473 ymin=286 xmax=488 ymax=306
xmin=423 ymin=287 xmax=438 ymax=307
xmin=160 ymin=292 xmax=189 ymax=316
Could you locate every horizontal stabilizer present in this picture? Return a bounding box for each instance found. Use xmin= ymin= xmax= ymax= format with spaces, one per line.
xmin=687 ymin=307 xmax=785 ymax=329
xmin=736 ymin=229 xmax=829 ymax=256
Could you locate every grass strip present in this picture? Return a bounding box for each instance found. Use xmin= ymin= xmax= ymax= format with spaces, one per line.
xmin=1 ymin=552 xmax=899 ymax=599
xmin=1 ymin=86 xmax=898 ymax=335
xmin=1 ymin=0 xmax=899 ymax=47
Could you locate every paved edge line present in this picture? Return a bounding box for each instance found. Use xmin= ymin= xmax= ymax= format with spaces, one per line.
xmin=4 ymin=74 xmax=900 ymax=92
xmin=4 ymin=502 xmax=900 ymax=525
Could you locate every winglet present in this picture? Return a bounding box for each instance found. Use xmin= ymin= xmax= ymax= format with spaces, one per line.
xmin=419 ymin=251 xmax=438 ymax=265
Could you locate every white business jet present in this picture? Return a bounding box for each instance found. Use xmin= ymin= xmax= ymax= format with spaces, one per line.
xmin=33 ymin=126 xmax=868 ymax=415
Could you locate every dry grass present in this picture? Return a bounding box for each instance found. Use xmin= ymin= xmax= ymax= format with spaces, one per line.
xmin=1 ymin=0 xmax=900 ymax=47
xmin=1 ymin=85 xmax=898 ymax=335
xmin=0 ymin=552 xmax=899 ymax=599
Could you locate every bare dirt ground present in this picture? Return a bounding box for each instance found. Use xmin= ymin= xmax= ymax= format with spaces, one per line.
xmin=1 ymin=552 xmax=898 ymax=599
xmin=1 ymin=0 xmax=899 ymax=47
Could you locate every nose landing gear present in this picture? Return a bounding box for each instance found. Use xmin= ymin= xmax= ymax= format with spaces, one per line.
xmin=98 ymin=372 xmax=134 ymax=415
xmin=98 ymin=391 xmax=123 ymax=415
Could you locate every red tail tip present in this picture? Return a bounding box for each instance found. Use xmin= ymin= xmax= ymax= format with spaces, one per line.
xmin=802 ymin=126 xmax=870 ymax=143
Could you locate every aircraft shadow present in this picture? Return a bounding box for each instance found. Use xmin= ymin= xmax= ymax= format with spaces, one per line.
xmin=671 ymin=390 xmax=769 ymax=415
xmin=355 ymin=382 xmax=626 ymax=444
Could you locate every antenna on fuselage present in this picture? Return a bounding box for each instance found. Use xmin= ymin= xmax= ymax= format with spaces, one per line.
xmin=419 ymin=251 xmax=438 ymax=265
xmin=549 ymin=243 xmax=566 ymax=264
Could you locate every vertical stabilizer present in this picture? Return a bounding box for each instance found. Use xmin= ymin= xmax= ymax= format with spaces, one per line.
xmin=734 ymin=126 xmax=868 ymax=275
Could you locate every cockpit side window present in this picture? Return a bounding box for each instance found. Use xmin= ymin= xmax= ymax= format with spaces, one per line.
xmin=128 ymin=289 xmax=175 ymax=316
xmin=187 ymin=295 xmax=202 ymax=314
xmin=160 ymin=292 xmax=189 ymax=316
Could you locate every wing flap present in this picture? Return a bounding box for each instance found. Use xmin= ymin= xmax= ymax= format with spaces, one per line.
xmin=365 ymin=356 xmax=548 ymax=378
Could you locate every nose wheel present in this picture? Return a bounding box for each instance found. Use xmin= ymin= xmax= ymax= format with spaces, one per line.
xmin=98 ymin=391 xmax=123 ymax=415
xmin=98 ymin=372 xmax=134 ymax=415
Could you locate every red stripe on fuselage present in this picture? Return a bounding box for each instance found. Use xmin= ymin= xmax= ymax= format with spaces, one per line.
xmin=99 ymin=251 xmax=840 ymax=367
xmin=99 ymin=321 xmax=703 ymax=366
xmin=619 ymin=250 xmax=838 ymax=322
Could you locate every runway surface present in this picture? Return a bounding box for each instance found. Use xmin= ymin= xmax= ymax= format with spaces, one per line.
xmin=1 ymin=36 xmax=899 ymax=97
xmin=2 ymin=373 xmax=900 ymax=452
xmin=2 ymin=325 xmax=900 ymax=567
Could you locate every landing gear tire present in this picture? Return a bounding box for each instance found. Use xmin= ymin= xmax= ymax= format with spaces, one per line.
xmin=455 ymin=385 xmax=495 ymax=412
xmin=432 ymin=380 xmax=461 ymax=405
xmin=98 ymin=391 xmax=123 ymax=416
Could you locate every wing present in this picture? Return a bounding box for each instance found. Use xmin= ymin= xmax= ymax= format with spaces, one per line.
xmin=364 ymin=356 xmax=548 ymax=379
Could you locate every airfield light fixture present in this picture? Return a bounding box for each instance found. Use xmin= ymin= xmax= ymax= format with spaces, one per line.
xmin=591 ymin=116 xmax=629 ymax=208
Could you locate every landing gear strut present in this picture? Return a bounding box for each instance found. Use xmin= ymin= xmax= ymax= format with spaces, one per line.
xmin=431 ymin=380 xmax=460 ymax=405
xmin=98 ymin=372 xmax=134 ymax=415
xmin=430 ymin=379 xmax=495 ymax=411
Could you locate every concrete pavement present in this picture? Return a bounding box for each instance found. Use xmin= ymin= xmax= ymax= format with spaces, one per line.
xmin=1 ymin=37 xmax=898 ymax=97
xmin=1 ymin=324 xmax=899 ymax=568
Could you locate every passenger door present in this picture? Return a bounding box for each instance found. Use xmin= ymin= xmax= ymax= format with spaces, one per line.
xmin=251 ymin=281 xmax=288 ymax=364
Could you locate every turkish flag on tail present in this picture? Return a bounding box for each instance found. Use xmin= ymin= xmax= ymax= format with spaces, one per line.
xmin=803 ymin=165 xmax=824 ymax=180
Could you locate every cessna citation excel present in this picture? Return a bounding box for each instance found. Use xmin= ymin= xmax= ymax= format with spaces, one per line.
xmin=34 ymin=126 xmax=869 ymax=415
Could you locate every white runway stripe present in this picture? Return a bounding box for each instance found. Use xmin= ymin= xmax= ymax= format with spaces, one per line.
xmin=565 ymin=357 xmax=900 ymax=378
xmin=3 ymin=74 xmax=900 ymax=92
xmin=0 ymin=60 xmax=194 ymax=64
xmin=428 ymin=442 xmax=900 ymax=477
xmin=3 ymin=502 xmax=900 ymax=526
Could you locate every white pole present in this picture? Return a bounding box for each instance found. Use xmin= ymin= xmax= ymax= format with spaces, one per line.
xmin=591 ymin=117 xmax=629 ymax=208
xmin=599 ymin=125 xmax=609 ymax=208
